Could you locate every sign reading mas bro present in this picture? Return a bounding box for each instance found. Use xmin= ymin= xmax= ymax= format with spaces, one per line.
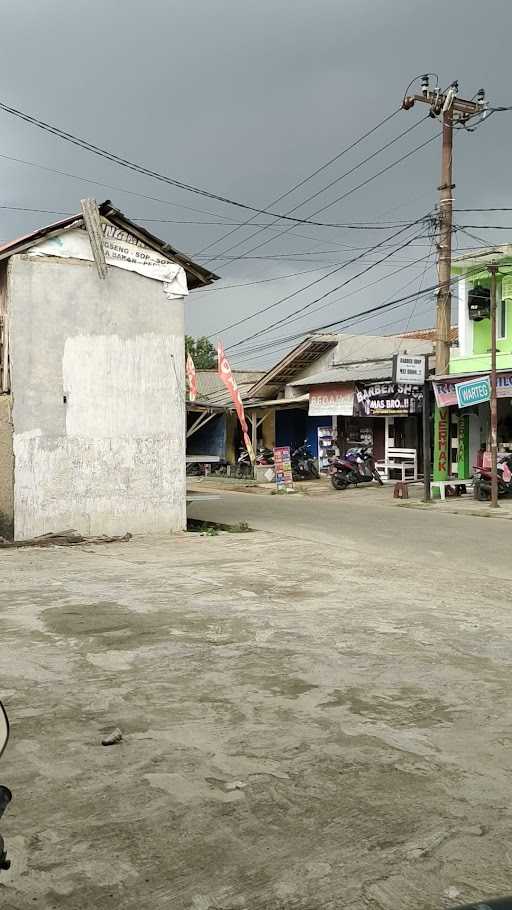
xmin=355 ymin=382 xmax=423 ymax=417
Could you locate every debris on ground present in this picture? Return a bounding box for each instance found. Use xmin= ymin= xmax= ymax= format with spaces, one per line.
xmin=0 ymin=530 xmax=132 ymax=549
xmin=101 ymin=728 xmax=123 ymax=746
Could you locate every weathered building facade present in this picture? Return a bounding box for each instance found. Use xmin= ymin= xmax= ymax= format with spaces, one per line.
xmin=0 ymin=201 xmax=216 ymax=539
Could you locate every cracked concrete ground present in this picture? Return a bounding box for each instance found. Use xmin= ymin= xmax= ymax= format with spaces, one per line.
xmin=1 ymin=495 xmax=512 ymax=909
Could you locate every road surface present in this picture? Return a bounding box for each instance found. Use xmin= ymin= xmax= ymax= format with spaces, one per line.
xmin=1 ymin=491 xmax=511 ymax=908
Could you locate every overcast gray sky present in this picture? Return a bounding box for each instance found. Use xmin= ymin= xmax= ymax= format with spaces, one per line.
xmin=0 ymin=0 xmax=511 ymax=366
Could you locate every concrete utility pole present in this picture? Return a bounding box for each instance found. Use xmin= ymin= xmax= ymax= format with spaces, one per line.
xmin=403 ymin=78 xmax=487 ymax=374
xmin=488 ymin=263 xmax=499 ymax=508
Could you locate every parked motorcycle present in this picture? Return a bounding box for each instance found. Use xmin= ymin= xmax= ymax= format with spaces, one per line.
xmin=291 ymin=442 xmax=319 ymax=481
xmin=256 ymin=447 xmax=274 ymax=466
xmin=328 ymin=443 xmax=383 ymax=490
xmin=0 ymin=700 xmax=11 ymax=872
xmin=473 ymin=453 xmax=512 ymax=500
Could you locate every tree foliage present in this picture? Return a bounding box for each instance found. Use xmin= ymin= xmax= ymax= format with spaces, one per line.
xmin=185 ymin=335 xmax=217 ymax=369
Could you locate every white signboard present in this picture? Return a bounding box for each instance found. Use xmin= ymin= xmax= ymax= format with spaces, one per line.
xmin=308 ymin=383 xmax=354 ymax=416
xmin=28 ymin=219 xmax=188 ymax=299
xmin=393 ymin=354 xmax=426 ymax=384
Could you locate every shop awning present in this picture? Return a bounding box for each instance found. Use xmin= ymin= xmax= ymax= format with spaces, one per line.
xmin=244 ymin=394 xmax=309 ymax=409
xmin=432 ymin=370 xmax=512 ymax=407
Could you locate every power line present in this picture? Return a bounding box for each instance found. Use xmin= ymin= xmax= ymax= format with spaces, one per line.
xmin=209 ymin=217 xmax=429 ymax=341
xmin=228 ymin=239 xmax=430 ymax=357
xmin=194 ymin=108 xmax=402 ymax=256
xmin=0 ymin=152 xmax=256 ymax=223
xmin=456 ymin=223 xmax=512 ymax=230
xmin=0 ymin=150 xmax=427 ymax=233
xmin=197 ymin=113 xmax=425 ymax=259
xmin=203 ymin=128 xmax=438 ymax=267
xmin=189 ymin=266 xmax=340 ymax=294
xmin=225 ymin=220 xmax=431 ymax=350
xmin=0 ymin=198 xmax=419 ymax=232
xmin=233 ymin=256 xmax=436 ymax=366
xmin=267 ymin=251 xmax=435 ymax=337
xmin=230 ymin=263 xmax=487 ymax=360
xmin=455 ymin=208 xmax=512 ymax=213
xmin=396 ymin=229 xmax=437 ymax=349
xmin=231 ymin=299 xmax=436 ymax=366
xmin=0 ymin=99 xmax=415 ymax=229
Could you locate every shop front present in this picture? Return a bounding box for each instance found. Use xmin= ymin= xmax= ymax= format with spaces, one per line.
xmin=307 ymin=379 xmax=425 ymax=474
xmin=432 ymin=371 xmax=512 ymax=480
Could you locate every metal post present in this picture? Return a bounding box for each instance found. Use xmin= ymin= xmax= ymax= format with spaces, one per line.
xmin=422 ymin=354 xmax=431 ymax=502
xmin=436 ymin=108 xmax=454 ymax=375
xmin=489 ymin=264 xmax=499 ymax=508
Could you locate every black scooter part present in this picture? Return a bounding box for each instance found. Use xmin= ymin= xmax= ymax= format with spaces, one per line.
xmin=0 ymin=786 xmax=11 ymax=819
xmin=0 ymin=787 xmax=11 ymax=872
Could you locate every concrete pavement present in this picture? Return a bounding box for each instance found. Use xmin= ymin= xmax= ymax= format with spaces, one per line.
xmin=1 ymin=495 xmax=512 ymax=908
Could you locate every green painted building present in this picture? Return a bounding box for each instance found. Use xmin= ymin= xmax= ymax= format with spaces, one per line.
xmin=432 ymin=244 xmax=512 ymax=482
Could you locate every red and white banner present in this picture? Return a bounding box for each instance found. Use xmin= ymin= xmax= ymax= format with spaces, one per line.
xmin=217 ymin=343 xmax=255 ymax=463
xmin=186 ymin=353 xmax=197 ymax=401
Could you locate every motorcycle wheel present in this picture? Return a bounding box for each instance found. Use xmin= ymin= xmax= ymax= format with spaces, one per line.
xmin=308 ymin=462 xmax=320 ymax=479
xmin=331 ymin=473 xmax=348 ymax=491
xmin=372 ymin=468 xmax=384 ymax=486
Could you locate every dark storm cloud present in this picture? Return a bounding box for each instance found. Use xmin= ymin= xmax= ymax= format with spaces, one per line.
xmin=0 ymin=0 xmax=511 ymax=364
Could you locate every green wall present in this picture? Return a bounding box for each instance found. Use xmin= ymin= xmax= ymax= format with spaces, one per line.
xmin=469 ymin=277 xmax=512 ymax=355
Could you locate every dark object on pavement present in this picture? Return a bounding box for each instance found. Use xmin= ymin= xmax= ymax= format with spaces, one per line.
xmin=0 ymin=530 xmax=132 ymax=549
xmin=102 ymin=728 xmax=123 ymax=746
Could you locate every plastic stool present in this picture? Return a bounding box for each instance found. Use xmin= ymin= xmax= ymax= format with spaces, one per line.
xmin=393 ymin=481 xmax=408 ymax=499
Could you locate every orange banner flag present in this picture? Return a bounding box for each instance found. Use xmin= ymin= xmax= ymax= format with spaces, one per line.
xmin=217 ymin=343 xmax=255 ymax=463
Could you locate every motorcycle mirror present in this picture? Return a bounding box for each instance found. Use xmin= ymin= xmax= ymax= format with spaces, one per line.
xmin=0 ymin=702 xmax=9 ymax=760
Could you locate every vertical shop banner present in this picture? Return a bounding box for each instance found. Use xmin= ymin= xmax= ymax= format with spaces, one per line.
xmin=433 ymin=407 xmax=449 ymax=483
xmin=186 ymin=353 xmax=197 ymax=401
xmin=273 ymin=446 xmax=294 ymax=490
xmin=457 ymin=413 xmax=470 ymax=480
xmin=217 ymin=343 xmax=256 ymax=463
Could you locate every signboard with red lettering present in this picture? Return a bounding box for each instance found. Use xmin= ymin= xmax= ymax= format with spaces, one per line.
xmin=308 ymin=383 xmax=354 ymax=416
xmin=434 ymin=372 xmax=512 ymax=408
xmin=273 ymin=446 xmax=294 ymax=490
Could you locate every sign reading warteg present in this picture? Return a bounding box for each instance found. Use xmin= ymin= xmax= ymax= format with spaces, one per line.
xmin=455 ymin=376 xmax=491 ymax=408
xmin=392 ymin=354 xmax=426 ymax=384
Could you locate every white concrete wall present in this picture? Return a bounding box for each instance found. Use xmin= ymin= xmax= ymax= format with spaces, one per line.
xmin=7 ymin=254 xmax=186 ymax=539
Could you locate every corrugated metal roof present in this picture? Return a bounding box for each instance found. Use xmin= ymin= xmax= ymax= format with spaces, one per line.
xmin=244 ymin=394 xmax=309 ymax=408
xmin=248 ymin=334 xmax=339 ymax=397
xmin=195 ymin=369 xmax=265 ymax=406
xmin=330 ymin=333 xmax=433 ymax=363
xmin=0 ymin=200 xmax=219 ymax=290
xmin=291 ymin=362 xmax=395 ymax=386
xmin=396 ymin=326 xmax=458 ymax=343
xmin=251 ymin=332 xmax=434 ymax=396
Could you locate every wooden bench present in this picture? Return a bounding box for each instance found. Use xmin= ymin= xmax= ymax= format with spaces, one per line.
xmin=430 ymin=478 xmax=472 ymax=500
xmin=376 ymin=448 xmax=418 ymax=483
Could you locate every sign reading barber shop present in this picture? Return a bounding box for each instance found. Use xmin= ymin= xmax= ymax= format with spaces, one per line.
xmin=355 ymin=382 xmax=423 ymax=417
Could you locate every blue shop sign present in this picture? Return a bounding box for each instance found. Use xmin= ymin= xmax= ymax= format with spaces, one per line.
xmin=455 ymin=376 xmax=491 ymax=408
